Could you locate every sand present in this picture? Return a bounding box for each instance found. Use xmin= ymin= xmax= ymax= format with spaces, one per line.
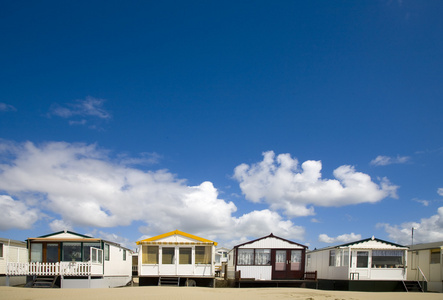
xmin=0 ymin=286 xmax=441 ymax=300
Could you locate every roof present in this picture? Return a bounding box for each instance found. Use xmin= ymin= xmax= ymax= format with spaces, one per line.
xmin=308 ymin=237 xmax=408 ymax=253
xmin=408 ymin=241 xmax=443 ymax=251
xmin=136 ymin=230 xmax=218 ymax=246
xmin=0 ymin=237 xmax=27 ymax=247
xmin=37 ymin=230 xmax=92 ymax=239
xmin=27 ymin=231 xmax=132 ymax=251
xmin=233 ymin=233 xmax=307 ymax=249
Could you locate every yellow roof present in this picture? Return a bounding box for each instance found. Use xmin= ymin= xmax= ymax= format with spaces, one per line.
xmin=136 ymin=229 xmax=217 ymax=246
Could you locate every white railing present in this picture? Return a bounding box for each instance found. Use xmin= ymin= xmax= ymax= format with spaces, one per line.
xmin=6 ymin=261 xmax=102 ymax=276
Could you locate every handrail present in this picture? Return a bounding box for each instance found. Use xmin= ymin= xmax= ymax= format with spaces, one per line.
xmin=417 ymin=266 xmax=427 ymax=292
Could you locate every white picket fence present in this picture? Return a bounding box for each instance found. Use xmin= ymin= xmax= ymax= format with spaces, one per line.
xmin=7 ymin=261 xmax=101 ymax=276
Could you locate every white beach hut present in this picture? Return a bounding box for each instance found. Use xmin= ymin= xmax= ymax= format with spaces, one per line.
xmin=136 ymin=230 xmax=217 ymax=287
xmin=1 ymin=237 xmax=28 ymax=286
xmin=305 ymin=237 xmax=412 ymax=291
xmin=6 ymin=231 xmax=132 ymax=288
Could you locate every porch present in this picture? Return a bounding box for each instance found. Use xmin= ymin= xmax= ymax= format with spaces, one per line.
xmin=6 ymin=261 xmax=104 ymax=277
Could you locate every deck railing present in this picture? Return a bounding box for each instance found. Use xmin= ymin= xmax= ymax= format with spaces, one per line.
xmin=7 ymin=261 xmax=102 ymax=276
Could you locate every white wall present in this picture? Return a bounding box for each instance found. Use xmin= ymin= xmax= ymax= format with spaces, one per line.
xmin=237 ymin=266 xmax=272 ymax=280
xmin=103 ymin=243 xmax=132 ymax=278
xmin=0 ymin=245 xmax=28 ymax=275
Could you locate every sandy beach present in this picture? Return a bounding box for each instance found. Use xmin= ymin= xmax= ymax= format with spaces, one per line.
xmin=0 ymin=286 xmax=440 ymax=300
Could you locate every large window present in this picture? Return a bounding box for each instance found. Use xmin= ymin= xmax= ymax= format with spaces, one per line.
xmin=46 ymin=243 xmax=59 ymax=263
xmin=142 ymin=246 xmax=158 ymax=264
xmin=237 ymin=249 xmax=254 ymax=265
xmin=372 ymin=250 xmax=404 ymax=268
xmin=162 ymin=247 xmax=175 ymax=264
xmin=430 ymin=249 xmax=440 ymax=264
xmin=356 ymin=251 xmax=368 ymax=268
xmin=255 ymin=249 xmax=271 ymax=265
xmin=195 ymin=246 xmax=211 ymax=264
xmin=30 ymin=243 xmax=43 ymax=262
xmin=63 ymin=243 xmax=82 ymax=262
xmin=179 ymin=247 xmax=192 ymax=264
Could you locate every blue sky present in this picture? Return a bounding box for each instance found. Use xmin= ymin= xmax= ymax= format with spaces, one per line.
xmin=1 ymin=1 xmax=442 ymax=250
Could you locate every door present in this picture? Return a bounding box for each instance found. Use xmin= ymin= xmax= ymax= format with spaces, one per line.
xmin=271 ymin=249 xmax=304 ymax=279
xmin=350 ymin=250 xmax=370 ymax=279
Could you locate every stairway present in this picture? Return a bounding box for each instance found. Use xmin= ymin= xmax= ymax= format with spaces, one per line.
xmin=158 ymin=277 xmax=180 ymax=286
xmin=403 ymin=280 xmax=423 ymax=292
xmin=32 ymin=276 xmax=59 ymax=288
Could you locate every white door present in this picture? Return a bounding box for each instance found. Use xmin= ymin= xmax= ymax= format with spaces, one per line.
xmin=350 ymin=250 xmax=370 ymax=280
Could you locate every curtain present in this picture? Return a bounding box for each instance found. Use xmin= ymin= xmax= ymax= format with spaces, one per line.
xmin=238 ymin=249 xmax=254 ymax=265
xmin=255 ymin=249 xmax=271 ymax=265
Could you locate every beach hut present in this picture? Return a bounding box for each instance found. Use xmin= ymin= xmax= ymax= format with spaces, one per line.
xmin=408 ymin=241 xmax=443 ymax=293
xmin=230 ymin=233 xmax=308 ymax=282
xmin=305 ymin=236 xmax=411 ymax=291
xmin=6 ymin=230 xmax=132 ymax=288
xmin=1 ymin=237 xmax=28 ymax=286
xmin=136 ymin=230 xmax=217 ymax=287
xmin=215 ymin=247 xmax=230 ymax=277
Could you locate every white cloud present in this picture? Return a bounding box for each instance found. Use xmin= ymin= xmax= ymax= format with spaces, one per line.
xmin=318 ymin=233 xmax=362 ymax=244
xmin=0 ymin=195 xmax=39 ymax=230
xmin=413 ymin=198 xmax=430 ymax=207
xmin=0 ymin=141 xmax=304 ymax=246
xmin=370 ymin=155 xmax=410 ymax=166
xmin=49 ymin=96 xmax=111 ymax=125
xmin=0 ymin=102 xmax=16 ymax=112
xmin=49 ymin=219 xmax=73 ymax=232
xmin=378 ymin=207 xmax=443 ymax=245
xmin=233 ymin=151 xmax=398 ymax=217
xmin=438 ymin=188 xmax=443 ymax=197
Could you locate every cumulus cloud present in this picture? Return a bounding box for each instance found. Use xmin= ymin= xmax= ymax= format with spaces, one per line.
xmin=438 ymin=188 xmax=443 ymax=197
xmin=0 ymin=102 xmax=17 ymax=112
xmin=318 ymin=233 xmax=362 ymax=244
xmin=378 ymin=207 xmax=443 ymax=245
xmin=49 ymin=96 xmax=111 ymax=126
xmin=0 ymin=141 xmax=304 ymax=246
xmin=0 ymin=195 xmax=40 ymax=230
xmin=233 ymin=151 xmax=398 ymax=217
xmin=370 ymin=155 xmax=410 ymax=166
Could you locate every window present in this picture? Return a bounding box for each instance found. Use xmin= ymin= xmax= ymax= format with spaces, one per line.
xmin=63 ymin=243 xmax=82 ymax=261
xmin=255 ymin=249 xmax=271 ymax=265
xmin=179 ymin=248 xmax=192 ymax=264
xmin=31 ymin=243 xmax=43 ymax=262
xmin=195 ymin=246 xmax=211 ymax=264
xmin=336 ymin=249 xmax=349 ymax=267
xmin=307 ymin=254 xmax=311 ymax=267
xmin=46 ymin=243 xmax=59 ymax=263
xmin=356 ymin=251 xmax=369 ymax=268
xmin=0 ymin=243 xmax=3 ymax=258
xmin=104 ymin=244 xmax=110 ymax=261
xmin=90 ymin=247 xmax=103 ymax=264
xmin=83 ymin=243 xmax=100 ymax=262
xmin=329 ymin=250 xmax=336 ymax=266
xmin=372 ymin=250 xmax=404 ymax=268
xmin=290 ymin=250 xmax=302 ymax=271
xmin=430 ymin=249 xmax=441 ymax=264
xmin=223 ymin=252 xmax=227 ymax=258
xmin=162 ymin=247 xmax=175 ymax=264
xmin=123 ymin=249 xmax=127 ymax=261
xmin=237 ymin=249 xmax=254 ymax=265
xmin=142 ymin=246 xmax=158 ymax=264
